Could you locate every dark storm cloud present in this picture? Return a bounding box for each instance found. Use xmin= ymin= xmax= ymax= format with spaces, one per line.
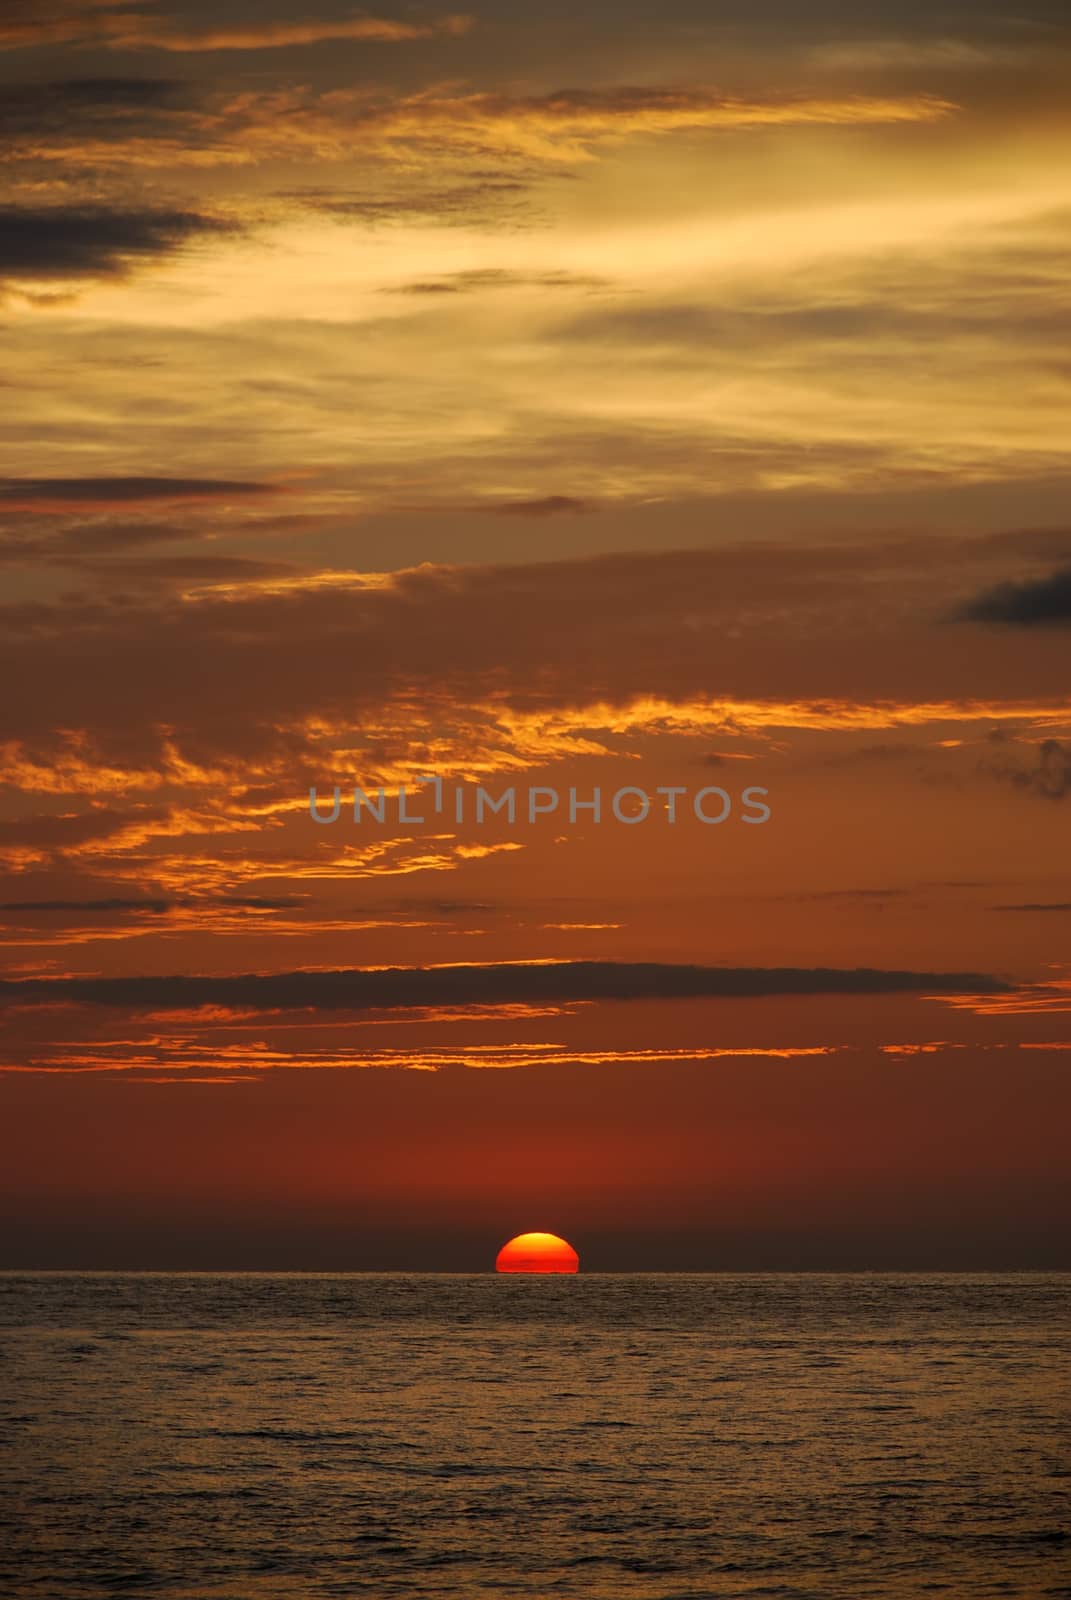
xmin=956 ymin=567 xmax=1071 ymax=625
xmin=0 ymin=960 xmax=1010 ymax=1011
xmin=0 ymin=206 xmax=235 ymax=281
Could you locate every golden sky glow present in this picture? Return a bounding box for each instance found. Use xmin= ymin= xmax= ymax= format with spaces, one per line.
xmin=1 ymin=0 xmax=1069 ymax=1267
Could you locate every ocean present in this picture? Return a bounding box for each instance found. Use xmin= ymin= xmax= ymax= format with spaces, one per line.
xmin=1 ymin=1273 xmax=1068 ymax=1599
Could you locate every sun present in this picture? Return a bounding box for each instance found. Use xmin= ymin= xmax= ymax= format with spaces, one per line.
xmin=495 ymin=1232 xmax=579 ymax=1274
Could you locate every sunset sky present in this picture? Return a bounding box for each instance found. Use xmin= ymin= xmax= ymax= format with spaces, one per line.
xmin=1 ymin=0 xmax=1069 ymax=1268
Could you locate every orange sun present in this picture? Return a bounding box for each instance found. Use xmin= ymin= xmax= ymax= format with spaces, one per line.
xmin=495 ymin=1232 xmax=579 ymax=1274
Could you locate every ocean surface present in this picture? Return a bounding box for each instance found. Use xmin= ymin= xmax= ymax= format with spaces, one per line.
xmin=1 ymin=1273 xmax=1068 ymax=1599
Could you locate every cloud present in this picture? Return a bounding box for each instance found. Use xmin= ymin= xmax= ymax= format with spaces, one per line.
xmin=991 ymin=902 xmax=1071 ymax=913
xmin=791 ymin=887 xmax=910 ymax=902
xmin=1 ymin=1040 xmax=848 ymax=1078
xmin=74 ymin=555 xmax=299 ymax=584
xmin=0 ymin=476 xmax=278 ymax=511
xmin=323 ymin=85 xmax=955 ymax=164
xmin=0 ymin=3 xmax=472 ymax=53
xmin=0 ymin=73 xmax=242 ymax=171
xmin=0 ymin=894 xmax=304 ymax=916
xmin=0 ymin=960 xmax=1010 ymax=1012
xmin=474 ymin=495 xmax=597 ymax=518
xmin=0 ymin=74 xmax=188 ymax=118
xmin=113 ymin=12 xmax=474 ymax=52
xmin=0 ymin=205 xmax=234 ymax=282
xmin=0 ymin=0 xmax=139 ymax=50
xmin=0 ymin=74 xmax=189 ymax=129
xmin=0 ymin=805 xmax=168 ymax=855
xmin=294 ymin=179 xmax=534 ymax=226
xmin=0 ymin=539 xmax=1068 ymax=801
xmin=385 ymin=491 xmax=598 ymax=517
xmin=1 ymin=80 xmax=956 ymax=173
xmin=956 ymin=567 xmax=1071 ymax=625
xmin=385 ymin=269 xmax=607 ymax=296
xmin=994 ymin=739 xmax=1071 ymax=801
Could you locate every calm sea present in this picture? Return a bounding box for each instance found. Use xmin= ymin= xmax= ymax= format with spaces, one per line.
xmin=1 ymin=1273 xmax=1068 ymax=1599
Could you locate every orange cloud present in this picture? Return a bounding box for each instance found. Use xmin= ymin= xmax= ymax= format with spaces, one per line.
xmin=0 ymin=1039 xmax=843 ymax=1077
xmin=111 ymin=11 xmax=474 ymax=52
xmin=0 ymin=0 xmax=138 ymax=50
xmin=0 ymin=3 xmax=472 ymax=53
xmin=346 ymin=87 xmax=954 ymax=161
xmin=1 ymin=80 xmax=955 ymax=172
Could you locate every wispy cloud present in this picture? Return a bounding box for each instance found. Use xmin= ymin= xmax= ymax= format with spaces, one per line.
xmin=122 ymin=13 xmax=473 ymax=52
xmin=2 ymin=1040 xmax=842 ymax=1078
xmin=300 ymin=85 xmax=956 ymax=166
xmin=0 ymin=3 xmax=472 ymax=53
xmin=0 ymin=80 xmax=956 ymax=172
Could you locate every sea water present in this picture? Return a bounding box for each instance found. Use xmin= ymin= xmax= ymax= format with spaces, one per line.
xmin=1 ymin=1273 xmax=1068 ymax=1598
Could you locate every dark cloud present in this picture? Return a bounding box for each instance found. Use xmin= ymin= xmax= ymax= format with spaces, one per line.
xmin=818 ymin=743 xmax=918 ymax=768
xmin=475 ymin=495 xmax=596 ymax=517
xmin=386 ymin=268 xmax=606 ymax=295
xmin=985 ymin=738 xmax=1071 ymax=801
xmin=0 ymin=205 xmax=235 ymax=281
xmin=110 ymin=13 xmax=473 ymax=53
xmin=0 ymin=960 xmax=1009 ymax=1011
xmin=392 ymin=492 xmax=597 ymax=517
xmin=54 ymin=520 xmax=191 ymax=552
xmin=0 ymin=895 xmax=305 ymax=917
xmin=792 ymin=888 xmax=910 ymax=902
xmin=956 ymin=567 xmax=1071 ymax=625
xmin=0 ymin=477 xmax=277 ymax=509
xmin=287 ymin=178 xmax=535 ymax=228
xmin=0 ymin=1 xmax=133 ymax=50
xmin=0 ymin=808 xmax=166 ymax=852
xmin=991 ymin=902 xmax=1071 ymax=912
xmin=0 ymin=4 xmax=471 ymax=53
xmin=0 ymin=536 xmax=1061 ymax=768
xmin=80 ymin=555 xmax=297 ymax=583
xmin=0 ymin=897 xmax=172 ymax=914
xmin=0 ymin=76 xmax=190 ymax=133
xmin=1013 ymin=740 xmax=1071 ymax=800
xmin=0 ymin=517 xmax=286 ymax=571
xmin=376 ymin=897 xmax=501 ymax=915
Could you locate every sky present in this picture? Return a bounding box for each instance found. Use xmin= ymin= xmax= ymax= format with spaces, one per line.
xmin=1 ymin=0 xmax=1069 ymax=1269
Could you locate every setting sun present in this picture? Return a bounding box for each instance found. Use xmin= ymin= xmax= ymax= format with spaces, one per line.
xmin=495 ymin=1232 xmax=580 ymax=1274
